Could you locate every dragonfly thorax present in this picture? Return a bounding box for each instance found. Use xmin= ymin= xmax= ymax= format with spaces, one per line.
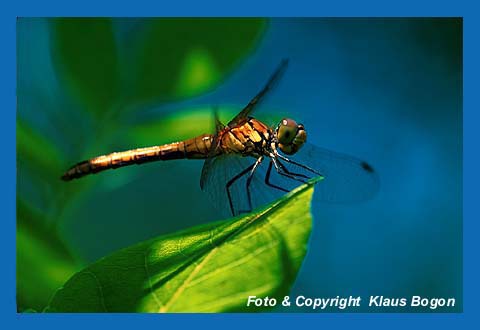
xmin=275 ymin=118 xmax=307 ymax=155
xmin=220 ymin=118 xmax=272 ymax=157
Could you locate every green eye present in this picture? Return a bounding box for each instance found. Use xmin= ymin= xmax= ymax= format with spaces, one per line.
xmin=277 ymin=118 xmax=298 ymax=144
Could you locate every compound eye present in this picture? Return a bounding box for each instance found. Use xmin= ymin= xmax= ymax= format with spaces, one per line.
xmin=277 ymin=118 xmax=298 ymax=144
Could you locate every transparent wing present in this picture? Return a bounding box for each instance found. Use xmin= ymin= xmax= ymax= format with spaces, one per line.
xmin=283 ymin=143 xmax=380 ymax=203
xmin=199 ymin=107 xmax=225 ymax=190
xmin=199 ymin=136 xmax=220 ymax=190
xmin=201 ymin=154 xmax=288 ymax=218
xmin=200 ymin=143 xmax=379 ymax=217
xmin=227 ymin=59 xmax=289 ymax=128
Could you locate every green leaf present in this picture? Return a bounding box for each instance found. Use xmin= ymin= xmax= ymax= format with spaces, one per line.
xmin=48 ymin=18 xmax=265 ymax=118
xmin=17 ymin=119 xmax=63 ymax=177
xmin=45 ymin=178 xmax=322 ymax=312
xmin=174 ymin=48 xmax=221 ymax=98
xmin=50 ymin=18 xmax=119 ymax=117
xmin=17 ymin=199 xmax=80 ymax=312
xmin=125 ymin=106 xmax=239 ymax=146
xmin=128 ymin=18 xmax=266 ymax=105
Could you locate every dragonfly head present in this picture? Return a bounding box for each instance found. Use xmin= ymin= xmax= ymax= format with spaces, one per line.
xmin=275 ymin=118 xmax=307 ymax=155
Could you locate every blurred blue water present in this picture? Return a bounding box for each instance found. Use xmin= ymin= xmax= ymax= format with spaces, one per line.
xmin=18 ymin=18 xmax=462 ymax=311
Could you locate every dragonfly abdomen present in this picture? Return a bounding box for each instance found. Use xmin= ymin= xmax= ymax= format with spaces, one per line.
xmin=182 ymin=134 xmax=215 ymax=159
xmin=61 ymin=134 xmax=215 ymax=181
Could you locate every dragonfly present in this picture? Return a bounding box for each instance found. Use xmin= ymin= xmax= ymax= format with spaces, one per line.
xmin=62 ymin=59 xmax=379 ymax=216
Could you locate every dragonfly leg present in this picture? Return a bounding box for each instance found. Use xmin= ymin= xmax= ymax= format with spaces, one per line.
xmin=226 ymin=163 xmax=256 ymax=216
xmin=264 ymin=160 xmax=289 ymax=193
xmin=276 ymin=160 xmax=310 ymax=179
xmin=276 ymin=152 xmax=323 ymax=176
xmin=272 ymin=158 xmax=308 ymax=184
xmin=239 ymin=156 xmax=264 ymax=214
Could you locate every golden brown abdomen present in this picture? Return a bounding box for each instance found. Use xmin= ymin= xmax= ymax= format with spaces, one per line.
xmin=61 ymin=134 xmax=215 ymax=181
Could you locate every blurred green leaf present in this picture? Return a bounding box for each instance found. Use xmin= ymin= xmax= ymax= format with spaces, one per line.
xmin=48 ymin=18 xmax=266 ymax=117
xmin=175 ymin=48 xmax=221 ymax=97
xmin=125 ymin=106 xmax=238 ymax=146
xmin=50 ymin=18 xmax=119 ymax=117
xmin=129 ymin=18 xmax=266 ymax=105
xmin=17 ymin=199 xmax=79 ymax=312
xmin=17 ymin=119 xmax=63 ymax=177
xmin=45 ymin=178 xmax=321 ymax=312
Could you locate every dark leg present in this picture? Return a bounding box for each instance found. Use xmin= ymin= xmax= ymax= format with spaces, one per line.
xmin=276 ymin=160 xmax=310 ymax=179
xmin=272 ymin=158 xmax=308 ymax=184
xmin=239 ymin=156 xmax=263 ymax=214
xmin=226 ymin=163 xmax=256 ymax=216
xmin=265 ymin=160 xmax=289 ymax=193
xmin=276 ymin=153 xmax=323 ymax=176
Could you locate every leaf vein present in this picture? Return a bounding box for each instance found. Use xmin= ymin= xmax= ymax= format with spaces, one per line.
xmin=158 ymin=247 xmax=218 ymax=312
xmin=187 ymin=240 xmax=279 ymax=288
xmin=144 ymin=251 xmax=163 ymax=310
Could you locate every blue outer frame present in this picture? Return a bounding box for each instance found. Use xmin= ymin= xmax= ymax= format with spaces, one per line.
xmin=2 ymin=0 xmax=477 ymax=328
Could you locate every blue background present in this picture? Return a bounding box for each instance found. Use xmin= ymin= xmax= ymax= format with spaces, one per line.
xmin=3 ymin=0 xmax=478 ymax=327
